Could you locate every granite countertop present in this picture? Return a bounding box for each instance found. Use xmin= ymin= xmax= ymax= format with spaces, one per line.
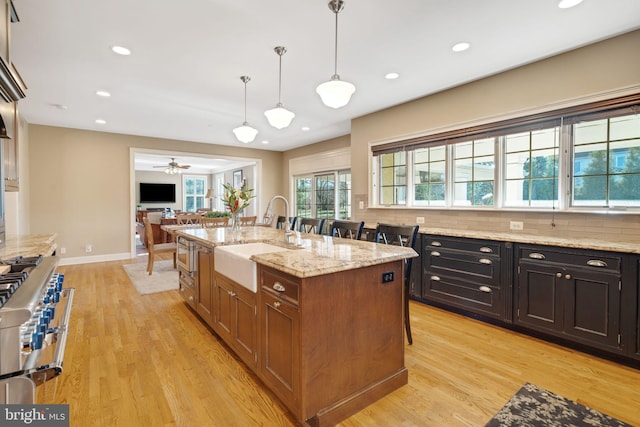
xmin=417 ymin=227 xmax=640 ymax=254
xmin=0 ymin=233 xmax=58 ymax=259
xmin=175 ymin=227 xmax=417 ymax=279
xmin=363 ymin=224 xmax=639 ymax=254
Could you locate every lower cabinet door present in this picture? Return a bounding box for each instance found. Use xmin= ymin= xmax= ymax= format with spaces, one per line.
xmin=259 ymin=291 xmax=300 ymax=410
xmin=563 ymin=270 xmax=620 ymax=349
xmin=516 ymin=262 xmax=563 ymax=332
xmin=213 ymin=274 xmax=234 ymax=341
xmin=232 ymin=286 xmax=257 ymax=368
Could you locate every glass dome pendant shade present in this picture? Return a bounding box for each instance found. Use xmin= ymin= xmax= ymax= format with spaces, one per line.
xmin=264 ymin=46 xmax=295 ymax=129
xmin=316 ymin=0 xmax=356 ymax=109
xmin=233 ymin=76 xmax=258 ymax=143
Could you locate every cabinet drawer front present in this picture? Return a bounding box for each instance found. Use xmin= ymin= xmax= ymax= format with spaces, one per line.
xmin=518 ymin=246 xmax=621 ymax=272
xmin=422 ymin=273 xmax=502 ymax=318
xmin=425 ymin=236 xmax=501 ymax=255
xmin=426 ymin=249 xmax=501 ymax=285
xmin=261 ymin=269 xmax=300 ymax=305
xmin=179 ymin=282 xmax=196 ymax=310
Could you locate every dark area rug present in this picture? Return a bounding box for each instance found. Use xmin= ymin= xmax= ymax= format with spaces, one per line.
xmin=485 ymin=383 xmax=632 ymax=427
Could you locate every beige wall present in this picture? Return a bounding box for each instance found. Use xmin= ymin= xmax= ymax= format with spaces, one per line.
xmin=28 ymin=125 xmax=282 ymax=260
xmin=348 ymin=29 xmax=640 ymax=243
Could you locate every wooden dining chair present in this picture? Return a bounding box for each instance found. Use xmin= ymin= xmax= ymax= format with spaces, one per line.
xmin=176 ymin=213 xmax=202 ymax=225
xmin=375 ymin=223 xmax=419 ymax=345
xmin=298 ymin=218 xmax=325 ymax=234
xmin=331 ymin=220 xmax=365 ymax=240
xmin=239 ymin=216 xmax=257 ymax=226
xmin=143 ymin=217 xmax=176 ymax=275
xmin=201 ymin=216 xmax=229 ymax=228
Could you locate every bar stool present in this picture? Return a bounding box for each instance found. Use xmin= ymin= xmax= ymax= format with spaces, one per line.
xmin=376 ymin=223 xmax=419 ymax=345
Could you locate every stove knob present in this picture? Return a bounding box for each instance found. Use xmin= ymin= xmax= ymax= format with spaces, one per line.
xmin=40 ymin=311 xmax=51 ymax=327
xmin=31 ymin=331 xmax=44 ymax=350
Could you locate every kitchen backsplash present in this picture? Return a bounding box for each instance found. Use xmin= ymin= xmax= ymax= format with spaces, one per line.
xmin=354 ymin=194 xmax=640 ymax=244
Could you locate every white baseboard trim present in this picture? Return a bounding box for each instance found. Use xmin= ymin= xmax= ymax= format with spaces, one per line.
xmin=58 ymin=252 xmax=134 ymax=266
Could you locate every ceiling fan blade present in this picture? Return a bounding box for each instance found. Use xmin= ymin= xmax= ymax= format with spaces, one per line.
xmin=177 ymin=165 xmax=191 ymax=169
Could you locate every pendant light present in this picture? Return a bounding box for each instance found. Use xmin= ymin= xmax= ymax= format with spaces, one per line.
xmin=264 ymin=46 xmax=295 ymax=129
xmin=316 ymin=0 xmax=356 ymax=109
xmin=232 ymin=76 xmax=258 ymax=143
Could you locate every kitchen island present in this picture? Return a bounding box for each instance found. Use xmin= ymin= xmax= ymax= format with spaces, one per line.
xmin=173 ymin=226 xmax=417 ymax=426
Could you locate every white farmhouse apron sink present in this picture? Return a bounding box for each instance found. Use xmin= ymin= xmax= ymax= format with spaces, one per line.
xmin=214 ymin=243 xmax=292 ymax=292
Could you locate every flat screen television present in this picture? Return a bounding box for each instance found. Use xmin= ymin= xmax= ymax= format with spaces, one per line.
xmin=139 ymin=183 xmax=176 ymax=203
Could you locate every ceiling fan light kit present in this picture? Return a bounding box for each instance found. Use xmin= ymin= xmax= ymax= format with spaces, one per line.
xmin=152 ymin=158 xmax=191 ymax=175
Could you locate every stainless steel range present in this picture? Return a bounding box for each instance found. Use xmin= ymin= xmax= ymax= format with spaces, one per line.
xmin=0 ymin=255 xmax=74 ymax=404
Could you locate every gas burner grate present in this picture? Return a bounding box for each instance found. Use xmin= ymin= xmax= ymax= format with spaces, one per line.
xmin=0 ymin=255 xmax=44 ymax=273
xmin=0 ymin=271 xmax=29 ymax=308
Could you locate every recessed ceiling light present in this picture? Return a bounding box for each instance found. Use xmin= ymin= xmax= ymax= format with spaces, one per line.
xmin=261 ymin=140 xmax=269 ymax=144
xmin=96 ymin=90 xmax=111 ymax=97
xmin=558 ymin=0 xmax=583 ymax=8
xmin=111 ymin=45 xmax=131 ymax=56
xmin=301 ymin=126 xmax=310 ymax=132
xmin=452 ymin=42 xmax=471 ymax=52
xmin=385 ymin=72 xmax=400 ymax=80
xmin=95 ymin=119 xmax=106 ymax=125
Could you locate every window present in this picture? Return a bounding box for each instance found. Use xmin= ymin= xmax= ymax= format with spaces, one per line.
xmin=414 ymin=146 xmax=446 ymax=206
xmin=370 ymin=94 xmax=640 ymax=211
xmin=379 ymin=152 xmax=406 ymax=205
xmin=504 ymin=127 xmax=560 ymax=207
xmin=295 ymin=177 xmax=312 ymax=217
xmin=315 ymin=174 xmax=335 ymax=220
xmin=338 ymin=170 xmax=352 ymax=219
xmin=572 ymin=113 xmax=640 ymax=207
xmin=294 ymin=170 xmax=352 ymax=219
xmin=183 ymin=175 xmax=207 ymax=212
xmin=453 ymin=138 xmax=495 ymax=206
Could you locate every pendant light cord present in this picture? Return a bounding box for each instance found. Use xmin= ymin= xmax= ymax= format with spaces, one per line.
xmin=278 ymin=53 xmax=283 ymax=104
xmin=333 ymin=9 xmax=339 ymax=77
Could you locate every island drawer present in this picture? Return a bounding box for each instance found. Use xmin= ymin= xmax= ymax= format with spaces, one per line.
xmin=260 ymin=269 xmax=300 ymax=306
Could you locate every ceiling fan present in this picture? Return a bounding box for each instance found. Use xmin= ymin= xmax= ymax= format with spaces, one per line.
xmin=153 ymin=158 xmax=191 ymax=174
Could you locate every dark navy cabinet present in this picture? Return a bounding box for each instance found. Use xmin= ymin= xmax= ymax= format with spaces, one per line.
xmin=420 ymin=235 xmax=512 ymax=321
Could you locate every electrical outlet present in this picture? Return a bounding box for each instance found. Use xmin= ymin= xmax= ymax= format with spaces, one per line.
xmin=382 ymin=271 xmax=394 ymax=283
xmin=416 ymin=216 xmax=425 ymax=224
xmin=85 ymin=244 xmax=92 ymax=253
xmin=60 ymin=247 xmax=66 ymax=254
xmin=358 ymin=201 xmax=364 ymax=209
xmin=510 ymin=221 xmax=524 ymax=231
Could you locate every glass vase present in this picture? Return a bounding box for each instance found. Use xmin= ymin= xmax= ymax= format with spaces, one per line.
xmin=231 ymin=212 xmax=241 ymax=237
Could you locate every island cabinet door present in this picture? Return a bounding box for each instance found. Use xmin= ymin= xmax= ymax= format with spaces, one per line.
xmin=212 ymin=274 xmax=234 ymax=342
xmin=196 ymin=246 xmax=214 ymax=326
xmin=259 ymin=289 xmax=300 ymax=415
xmin=231 ymin=285 xmax=257 ymax=368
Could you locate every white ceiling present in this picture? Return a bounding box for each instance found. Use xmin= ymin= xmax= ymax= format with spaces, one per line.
xmin=10 ymin=0 xmax=640 ymax=153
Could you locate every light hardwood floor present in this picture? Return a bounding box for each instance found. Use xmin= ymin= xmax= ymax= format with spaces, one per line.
xmin=38 ymin=255 xmax=640 ymax=426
